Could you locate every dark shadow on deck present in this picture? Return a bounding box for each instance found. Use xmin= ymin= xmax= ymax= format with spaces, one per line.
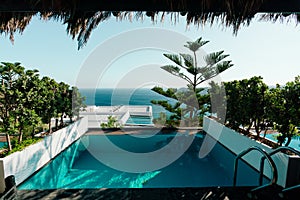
xmin=16 ymin=187 xmax=250 ymax=200
xmin=16 ymin=186 xmax=297 ymax=200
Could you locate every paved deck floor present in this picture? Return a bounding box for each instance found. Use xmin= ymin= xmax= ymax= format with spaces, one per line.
xmin=16 ymin=186 xmax=293 ymax=200
xmin=16 ymin=188 xmax=250 ymax=200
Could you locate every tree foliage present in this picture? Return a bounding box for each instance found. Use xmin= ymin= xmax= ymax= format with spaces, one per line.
xmin=101 ymin=116 xmax=122 ymax=128
xmin=220 ymin=76 xmax=300 ymax=146
xmin=151 ymin=37 xmax=232 ymax=127
xmin=0 ymin=62 xmax=86 ymax=152
xmin=266 ymin=77 xmax=300 ymax=146
xmin=0 ymin=62 xmax=25 ymax=150
xmin=223 ymin=76 xmax=268 ymax=137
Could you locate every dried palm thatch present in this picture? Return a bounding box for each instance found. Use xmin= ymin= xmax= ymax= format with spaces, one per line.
xmin=0 ymin=12 xmax=36 ymax=43
xmin=0 ymin=0 xmax=299 ymax=49
xmin=259 ymin=13 xmax=300 ymax=24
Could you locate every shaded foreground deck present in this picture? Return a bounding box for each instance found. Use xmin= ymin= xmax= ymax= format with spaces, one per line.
xmin=16 ymin=186 xmax=298 ymax=200
xmin=16 ymin=188 xmax=250 ymax=200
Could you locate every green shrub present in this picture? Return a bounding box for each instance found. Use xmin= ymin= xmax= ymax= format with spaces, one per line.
xmin=0 ymin=137 xmax=42 ymax=157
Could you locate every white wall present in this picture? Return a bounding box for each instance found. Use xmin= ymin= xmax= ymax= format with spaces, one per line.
xmin=203 ymin=116 xmax=289 ymax=187
xmin=0 ymin=117 xmax=88 ymax=190
xmin=119 ymin=111 xmax=130 ymax=125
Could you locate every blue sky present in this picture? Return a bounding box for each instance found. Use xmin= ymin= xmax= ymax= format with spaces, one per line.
xmin=0 ymin=14 xmax=300 ymax=88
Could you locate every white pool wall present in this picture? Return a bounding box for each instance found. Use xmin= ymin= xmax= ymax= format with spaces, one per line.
xmin=0 ymin=117 xmax=88 ymax=191
xmin=203 ymin=116 xmax=289 ymax=187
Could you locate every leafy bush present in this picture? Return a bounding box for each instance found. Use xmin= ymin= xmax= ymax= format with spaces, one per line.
xmin=0 ymin=137 xmax=42 ymax=157
xmin=101 ymin=116 xmax=122 ymax=128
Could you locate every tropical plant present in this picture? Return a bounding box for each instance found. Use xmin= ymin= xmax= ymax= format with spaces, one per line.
xmin=35 ymin=77 xmax=58 ymax=134
xmin=267 ymin=77 xmax=300 ymax=146
xmin=13 ymin=69 xmax=42 ymax=143
xmin=224 ymin=76 xmax=269 ymax=137
xmin=151 ymin=87 xmax=182 ymax=127
xmin=101 ymin=116 xmax=122 ymax=128
xmin=152 ymin=112 xmax=167 ymax=127
xmin=208 ymin=81 xmax=227 ymax=122
xmin=151 ymin=37 xmax=233 ymax=127
xmin=0 ymin=62 xmax=25 ymax=150
xmin=56 ymin=82 xmax=71 ymax=128
xmin=66 ymin=86 xmax=86 ymax=122
xmin=0 ymin=137 xmax=42 ymax=157
xmin=0 ymin=61 xmax=86 ymax=153
xmin=220 ymin=75 xmax=300 ymax=147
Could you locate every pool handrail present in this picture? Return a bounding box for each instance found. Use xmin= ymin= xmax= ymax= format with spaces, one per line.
xmin=233 ymin=146 xmax=278 ymax=191
xmin=260 ymin=146 xmax=300 ymax=193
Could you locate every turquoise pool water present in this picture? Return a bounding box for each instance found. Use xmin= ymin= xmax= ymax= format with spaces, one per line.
xmin=126 ymin=116 xmax=153 ymax=125
xmin=0 ymin=142 xmax=6 ymax=148
xmin=18 ymin=131 xmax=262 ymax=189
xmin=262 ymin=133 xmax=300 ymax=150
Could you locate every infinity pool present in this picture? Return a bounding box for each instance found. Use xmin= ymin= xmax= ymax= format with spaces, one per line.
xmin=125 ymin=116 xmax=153 ymax=125
xmin=18 ymin=130 xmax=262 ymax=189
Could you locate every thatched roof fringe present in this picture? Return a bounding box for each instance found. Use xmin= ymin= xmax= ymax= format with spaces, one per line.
xmin=77 ymin=11 xmax=111 ymax=49
xmin=2 ymin=0 xmax=300 ymax=12
xmin=0 ymin=12 xmax=35 ymax=43
xmin=259 ymin=13 xmax=300 ymax=25
xmin=0 ymin=0 xmax=299 ymax=49
xmin=1 ymin=11 xmax=299 ymax=49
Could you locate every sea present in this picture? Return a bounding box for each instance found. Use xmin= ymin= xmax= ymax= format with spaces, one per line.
xmin=79 ymin=88 xmax=174 ymax=119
